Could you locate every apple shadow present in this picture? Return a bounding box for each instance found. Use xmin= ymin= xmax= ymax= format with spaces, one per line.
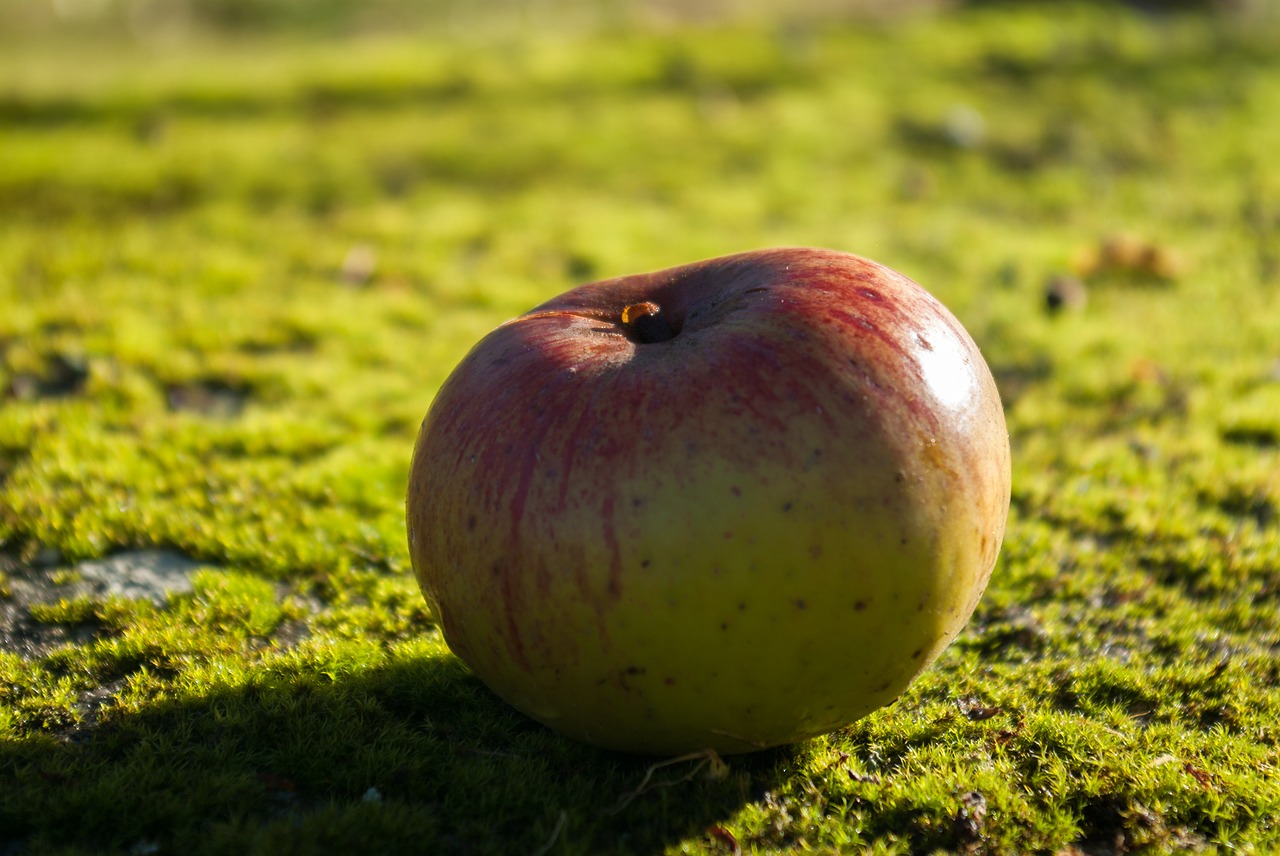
xmin=1 ymin=652 xmax=793 ymax=854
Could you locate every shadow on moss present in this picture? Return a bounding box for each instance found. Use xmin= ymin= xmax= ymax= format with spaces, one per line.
xmin=0 ymin=652 xmax=790 ymax=854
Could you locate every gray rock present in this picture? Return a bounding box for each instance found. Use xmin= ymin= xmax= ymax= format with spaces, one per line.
xmin=75 ymin=549 xmax=201 ymax=604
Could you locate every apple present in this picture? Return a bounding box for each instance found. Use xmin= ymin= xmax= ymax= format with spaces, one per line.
xmin=406 ymin=247 xmax=1010 ymax=755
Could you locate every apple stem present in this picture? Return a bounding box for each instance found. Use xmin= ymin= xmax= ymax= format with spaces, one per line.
xmin=621 ymin=301 xmax=677 ymax=344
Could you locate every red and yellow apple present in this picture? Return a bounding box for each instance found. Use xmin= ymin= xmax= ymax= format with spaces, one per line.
xmin=407 ymin=247 xmax=1010 ymax=755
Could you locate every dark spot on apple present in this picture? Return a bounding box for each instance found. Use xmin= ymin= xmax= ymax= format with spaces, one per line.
xmin=911 ymin=648 xmax=923 ymax=659
xmin=625 ymin=666 xmax=645 ymax=675
xmin=854 ymin=600 xmax=867 ymax=611
xmin=782 ymin=501 xmax=793 ymax=512
xmin=664 ymin=677 xmax=676 ymax=685
xmin=467 ymin=515 xmax=477 ymax=531
xmin=895 ymin=471 xmax=905 ymax=482
xmin=720 ymin=622 xmax=728 ymax=630
xmin=738 ymin=602 xmax=746 ymax=611
xmin=621 ymin=301 xmax=678 ymax=344
xmin=632 ymin=496 xmax=645 ymax=508
xmin=901 ymin=537 xmax=908 ymax=546
xmin=742 ymin=286 xmax=769 ymax=295
xmin=730 ymin=485 xmax=741 ymax=497
xmin=641 ymin=559 xmax=651 ymax=569
xmin=878 ymin=680 xmax=892 ymax=691
xmin=795 ymin=599 xmax=807 ymax=610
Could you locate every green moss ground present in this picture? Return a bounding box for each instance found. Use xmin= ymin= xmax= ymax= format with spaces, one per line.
xmin=2 ymin=3 xmax=1279 ymax=853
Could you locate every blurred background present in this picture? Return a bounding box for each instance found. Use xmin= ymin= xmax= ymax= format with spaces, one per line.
xmin=2 ymin=0 xmax=1275 ymax=42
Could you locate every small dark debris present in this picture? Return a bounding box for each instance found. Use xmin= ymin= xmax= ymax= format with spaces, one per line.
xmin=952 ymin=790 xmax=987 ymax=842
xmin=1221 ymin=425 xmax=1279 ymax=449
xmin=956 ymin=696 xmax=1004 ymax=721
xmin=7 ymin=353 xmax=90 ymax=400
xmin=1183 ymin=762 xmax=1214 ymax=789
xmin=166 ymin=378 xmax=250 ymax=417
xmin=707 ymin=825 xmax=741 ymax=855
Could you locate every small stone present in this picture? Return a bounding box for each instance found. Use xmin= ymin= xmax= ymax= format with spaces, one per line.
xmin=1044 ymin=274 xmax=1088 ymax=314
xmin=339 ymin=243 xmax=378 ymax=286
xmin=943 ymin=104 xmax=985 ymax=149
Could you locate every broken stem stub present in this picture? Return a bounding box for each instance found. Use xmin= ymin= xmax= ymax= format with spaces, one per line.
xmin=621 ymin=301 xmax=677 ymax=344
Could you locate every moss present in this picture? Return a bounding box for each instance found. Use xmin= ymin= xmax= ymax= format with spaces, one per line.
xmin=2 ymin=2 xmax=1280 ymax=853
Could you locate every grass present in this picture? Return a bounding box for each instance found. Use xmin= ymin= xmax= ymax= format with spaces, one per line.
xmin=2 ymin=2 xmax=1280 ymax=853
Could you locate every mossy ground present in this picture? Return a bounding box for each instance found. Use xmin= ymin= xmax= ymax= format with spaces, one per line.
xmin=2 ymin=2 xmax=1279 ymax=853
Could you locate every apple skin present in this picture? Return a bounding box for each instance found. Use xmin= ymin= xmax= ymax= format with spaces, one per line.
xmin=407 ymin=247 xmax=1010 ymax=755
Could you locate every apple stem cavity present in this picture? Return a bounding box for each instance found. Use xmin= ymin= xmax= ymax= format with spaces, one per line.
xmin=621 ymin=301 xmax=678 ymax=344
